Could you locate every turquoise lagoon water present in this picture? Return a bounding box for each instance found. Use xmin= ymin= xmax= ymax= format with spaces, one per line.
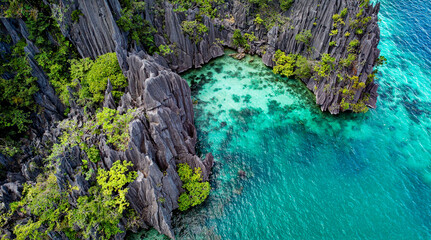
xmin=134 ymin=1 xmax=431 ymax=239
xmin=172 ymin=1 xmax=431 ymax=239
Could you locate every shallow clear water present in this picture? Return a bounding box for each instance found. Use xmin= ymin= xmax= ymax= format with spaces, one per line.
xmin=171 ymin=0 xmax=431 ymax=239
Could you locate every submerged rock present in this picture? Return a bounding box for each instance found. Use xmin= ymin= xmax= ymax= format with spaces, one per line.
xmin=229 ymin=52 xmax=246 ymax=60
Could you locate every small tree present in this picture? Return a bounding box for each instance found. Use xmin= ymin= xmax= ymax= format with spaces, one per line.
xmin=177 ymin=163 xmax=210 ymax=211
xmin=232 ymin=29 xmax=246 ymax=48
xmin=295 ymin=29 xmax=312 ymax=45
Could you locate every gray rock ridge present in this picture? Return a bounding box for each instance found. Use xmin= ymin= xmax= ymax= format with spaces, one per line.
xmin=48 ymin=51 xmax=213 ymax=238
xmin=44 ymin=0 xmax=380 ymax=115
xmin=268 ymin=0 xmax=381 ymax=114
xmin=119 ymin=51 xmax=214 ymax=238
xmin=142 ymin=0 xmax=381 ymax=113
xmin=159 ymin=2 xmax=225 ymax=72
xmin=47 ymin=0 xmax=126 ymax=59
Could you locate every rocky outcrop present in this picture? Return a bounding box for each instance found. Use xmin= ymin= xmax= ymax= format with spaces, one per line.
xmin=47 ymin=0 xmax=126 ymax=59
xmin=119 ymin=51 xmax=213 ymax=238
xmin=144 ymin=0 xmax=381 ymax=114
xmin=268 ymin=0 xmax=381 ymax=113
xmin=49 ymin=50 xmax=214 ymax=238
xmin=158 ymin=2 xmax=224 ymax=72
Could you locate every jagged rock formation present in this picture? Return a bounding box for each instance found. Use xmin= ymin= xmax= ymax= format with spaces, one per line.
xmin=0 ymin=0 xmax=381 ymax=238
xmin=44 ymin=0 xmax=381 ymax=114
xmin=47 ymin=0 xmax=126 ymax=59
xmin=263 ymin=1 xmax=381 ymax=113
xmin=116 ymin=51 xmax=214 ymax=238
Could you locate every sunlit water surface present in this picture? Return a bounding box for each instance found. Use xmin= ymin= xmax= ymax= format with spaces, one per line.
xmin=132 ymin=0 xmax=431 ymax=239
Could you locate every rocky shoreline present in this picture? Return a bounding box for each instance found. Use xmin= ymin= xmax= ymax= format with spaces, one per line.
xmin=0 ymin=0 xmax=381 ymax=238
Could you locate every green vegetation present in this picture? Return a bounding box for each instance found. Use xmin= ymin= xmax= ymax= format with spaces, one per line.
xmin=69 ymin=52 xmax=127 ymax=105
xmin=351 ymin=98 xmax=369 ymax=113
xmin=350 ymin=76 xmax=365 ymax=89
xmin=349 ymin=1 xmax=372 ymax=36
xmin=295 ymin=29 xmax=312 ymax=46
xmin=340 ymin=8 xmax=348 ymax=18
xmin=329 ymin=41 xmax=336 ymax=47
xmin=0 ymin=139 xmax=21 ymax=157
xmin=2 ymin=99 xmax=138 ymax=238
xmin=375 ymin=55 xmax=387 ymax=66
xmin=340 ymin=98 xmax=350 ymax=110
xmin=332 ymin=14 xmax=341 ymax=22
xmin=273 ymin=50 xmax=296 ymax=78
xmin=247 ymin=0 xmax=291 ymax=30
xmin=11 ymin=173 xmax=72 ymax=240
xmin=314 ymin=53 xmax=335 ymax=78
xmin=158 ymin=44 xmax=174 ymax=56
xmin=96 ymin=108 xmax=136 ymax=151
xmin=116 ymin=3 xmax=157 ymax=54
xmin=171 ymin=0 xmax=224 ymax=18
xmin=280 ymin=0 xmax=294 ymax=11
xmin=329 ymin=29 xmax=338 ymax=36
xmin=254 ymin=14 xmax=264 ymax=25
xmin=0 ymin=1 xmax=79 ymax=139
xmin=36 ymin=36 xmax=76 ymax=104
xmin=181 ymin=20 xmax=208 ymax=44
xmin=347 ymin=39 xmax=360 ymax=53
xmin=71 ymin=9 xmax=83 ymax=23
xmin=177 ymin=163 xmax=211 ymax=211
xmin=0 ymin=40 xmax=38 ymax=136
xmin=50 ymin=108 xmax=135 ymax=167
xmin=248 ymin=0 xmax=293 ymax=11
xmin=367 ymin=55 xmax=387 ymax=84
xmin=8 ymin=160 xmax=137 ymax=240
xmin=69 ymin=160 xmax=137 ymax=239
xmin=294 ymin=55 xmax=312 ymax=79
xmin=355 ymin=29 xmax=364 ymax=35
xmin=232 ymin=30 xmax=258 ymax=51
xmin=244 ymin=32 xmax=258 ymax=51
xmin=171 ymin=0 xmax=223 ymax=46
xmin=232 ymin=29 xmax=246 ymax=48
xmin=339 ymin=54 xmax=357 ymax=68
xmin=272 ymin=50 xmax=312 ymax=80
xmin=338 ymin=75 xmax=371 ymax=113
xmin=248 ymin=0 xmax=271 ymax=8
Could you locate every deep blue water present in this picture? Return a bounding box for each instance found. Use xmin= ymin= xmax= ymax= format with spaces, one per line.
xmin=133 ymin=1 xmax=431 ymax=239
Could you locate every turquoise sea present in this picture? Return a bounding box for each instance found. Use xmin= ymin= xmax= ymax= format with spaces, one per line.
xmin=135 ymin=0 xmax=431 ymax=239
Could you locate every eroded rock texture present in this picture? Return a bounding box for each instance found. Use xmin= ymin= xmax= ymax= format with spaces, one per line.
xmin=267 ymin=1 xmax=381 ymax=113
xmin=49 ymin=51 xmax=214 ymax=238
xmin=118 ymin=52 xmax=214 ymax=238
xmin=46 ymin=0 xmax=126 ymax=59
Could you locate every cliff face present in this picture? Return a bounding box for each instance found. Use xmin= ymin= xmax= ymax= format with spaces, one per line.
xmin=137 ymin=0 xmax=381 ymax=114
xmin=264 ymin=1 xmax=381 ymax=113
xmin=0 ymin=0 xmax=381 ymax=238
xmin=119 ymin=51 xmax=214 ymax=238
xmin=42 ymin=0 xmax=381 ymax=115
xmin=47 ymin=0 xmax=126 ymax=59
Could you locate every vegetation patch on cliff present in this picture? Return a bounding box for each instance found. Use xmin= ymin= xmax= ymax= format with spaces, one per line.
xmin=177 ymin=163 xmax=211 ymax=211
xmin=3 ymin=160 xmax=137 ymax=240
xmin=1 ymin=105 xmax=138 ymax=239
